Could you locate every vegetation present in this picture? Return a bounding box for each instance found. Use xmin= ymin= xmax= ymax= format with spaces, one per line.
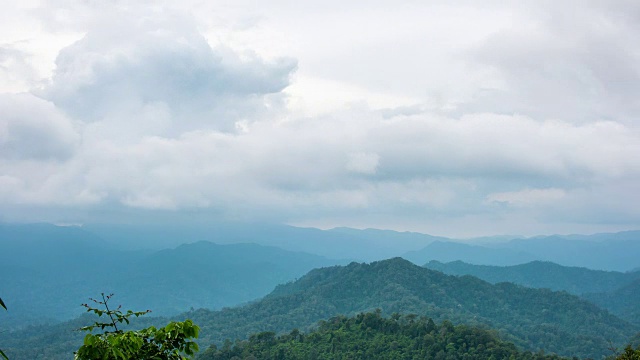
xmin=585 ymin=279 xmax=640 ymax=326
xmin=615 ymin=345 xmax=640 ymax=360
xmin=1 ymin=296 xmax=7 ymax=360
xmin=2 ymin=258 xmax=639 ymax=359
xmin=0 ymin=223 xmax=341 ymax=329
xmin=425 ymin=260 xmax=640 ymax=326
xmin=424 ymin=260 xmax=640 ymax=295
xmin=182 ymin=258 xmax=637 ymax=359
xmin=74 ymin=293 xmax=200 ymax=360
xmin=198 ymin=311 xmax=567 ymax=360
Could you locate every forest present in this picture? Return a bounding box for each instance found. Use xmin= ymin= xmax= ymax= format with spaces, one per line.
xmin=2 ymin=225 xmax=640 ymax=359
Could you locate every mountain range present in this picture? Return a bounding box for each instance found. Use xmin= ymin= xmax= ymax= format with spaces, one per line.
xmin=0 ymin=223 xmax=342 ymax=329
xmin=182 ymin=258 xmax=637 ymax=359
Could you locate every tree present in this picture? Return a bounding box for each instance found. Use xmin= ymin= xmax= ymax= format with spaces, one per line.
xmin=616 ymin=345 xmax=640 ymax=360
xmin=75 ymin=293 xmax=200 ymax=360
xmin=1 ymin=297 xmax=7 ymax=360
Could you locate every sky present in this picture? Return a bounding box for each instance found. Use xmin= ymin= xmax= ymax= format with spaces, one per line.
xmin=0 ymin=0 xmax=639 ymax=237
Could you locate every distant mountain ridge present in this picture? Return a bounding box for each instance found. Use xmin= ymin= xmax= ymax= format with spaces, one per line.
xmin=0 ymin=223 xmax=343 ymax=329
xmin=82 ymin=222 xmax=442 ymax=261
xmin=403 ymin=230 xmax=640 ymax=271
xmin=424 ymin=260 xmax=640 ymax=295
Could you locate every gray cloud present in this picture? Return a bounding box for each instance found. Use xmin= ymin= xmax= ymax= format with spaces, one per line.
xmin=0 ymin=1 xmax=639 ymax=236
xmin=462 ymin=1 xmax=640 ymax=123
xmin=40 ymin=9 xmax=296 ymax=133
xmin=0 ymin=93 xmax=79 ymax=161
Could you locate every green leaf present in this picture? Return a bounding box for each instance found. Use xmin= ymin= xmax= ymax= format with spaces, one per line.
xmin=0 ymin=297 xmax=6 ymax=311
xmin=0 ymin=348 xmax=8 ymax=360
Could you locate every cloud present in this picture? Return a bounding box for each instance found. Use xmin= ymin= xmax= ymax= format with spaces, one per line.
xmin=0 ymin=45 xmax=39 ymax=92
xmin=0 ymin=93 xmax=79 ymax=161
xmin=0 ymin=1 xmax=639 ymax=236
xmin=463 ymin=1 xmax=640 ymax=123
xmin=39 ymin=8 xmax=296 ymax=133
xmin=346 ymin=152 xmax=379 ymax=175
xmin=486 ymin=188 xmax=566 ymax=207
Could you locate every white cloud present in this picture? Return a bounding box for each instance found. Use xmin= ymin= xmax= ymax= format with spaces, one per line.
xmin=486 ymin=188 xmax=566 ymax=207
xmin=0 ymin=93 xmax=79 ymax=161
xmin=0 ymin=1 xmax=639 ymax=236
xmin=38 ymin=8 xmax=296 ymax=133
xmin=346 ymin=152 xmax=379 ymax=175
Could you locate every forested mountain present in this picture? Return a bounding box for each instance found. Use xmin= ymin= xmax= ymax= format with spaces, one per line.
xmin=424 ymin=260 xmax=640 ymax=295
xmin=0 ymin=224 xmax=341 ymax=329
xmin=585 ymin=278 xmax=640 ymax=326
xmin=404 ymin=231 xmax=640 ymax=271
xmin=3 ymin=258 xmax=638 ymax=359
xmin=180 ymin=258 xmax=636 ymax=359
xmin=198 ymin=312 xmax=567 ymax=360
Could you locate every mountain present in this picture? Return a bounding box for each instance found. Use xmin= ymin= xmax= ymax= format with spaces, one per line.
xmin=198 ymin=312 xmax=566 ymax=360
xmin=492 ymin=231 xmax=640 ymax=271
xmin=183 ymin=258 xmax=636 ymax=359
xmin=115 ymin=241 xmax=341 ymax=315
xmin=585 ymin=278 xmax=640 ymax=325
xmin=83 ymin=222 xmax=439 ymax=261
xmin=404 ymin=231 xmax=640 ymax=271
xmin=3 ymin=258 xmax=637 ymax=359
xmin=0 ymin=223 xmax=342 ymax=329
xmin=424 ymin=260 xmax=640 ymax=295
xmin=0 ymin=223 xmax=143 ymax=326
xmin=402 ymin=240 xmax=536 ymax=266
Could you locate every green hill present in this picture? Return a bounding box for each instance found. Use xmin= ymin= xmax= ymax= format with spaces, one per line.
xmin=424 ymin=260 xmax=640 ymax=295
xmin=585 ymin=279 xmax=640 ymax=326
xmin=3 ymin=258 xmax=637 ymax=359
xmin=198 ymin=312 xmax=567 ymax=360
xmin=185 ymin=258 xmax=637 ymax=359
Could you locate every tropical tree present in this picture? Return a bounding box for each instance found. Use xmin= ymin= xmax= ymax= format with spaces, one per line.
xmin=75 ymin=293 xmax=200 ymax=360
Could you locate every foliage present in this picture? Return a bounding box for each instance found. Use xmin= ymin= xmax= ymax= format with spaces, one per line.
xmin=424 ymin=260 xmax=640 ymax=295
xmin=199 ymin=311 xmax=567 ymax=360
xmin=75 ymin=293 xmax=200 ymax=360
xmin=616 ymin=345 xmax=640 ymax=360
xmin=586 ymin=279 xmax=640 ymax=326
xmin=185 ymin=258 xmax=637 ymax=359
xmin=1 ymin=297 xmax=7 ymax=360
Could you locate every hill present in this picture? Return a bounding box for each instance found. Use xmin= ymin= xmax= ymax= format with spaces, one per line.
xmin=585 ymin=278 xmax=640 ymax=326
xmin=183 ymin=258 xmax=637 ymax=359
xmin=198 ymin=312 xmax=566 ymax=360
xmin=402 ymin=240 xmax=535 ymax=266
xmin=83 ymin=222 xmax=440 ymax=261
xmin=3 ymin=258 xmax=637 ymax=359
xmin=0 ymin=223 xmax=341 ymax=329
xmin=404 ymin=231 xmax=640 ymax=271
xmin=424 ymin=260 xmax=640 ymax=295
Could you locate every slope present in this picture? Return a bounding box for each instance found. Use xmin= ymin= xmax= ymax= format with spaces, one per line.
xmin=185 ymin=258 xmax=637 ymax=359
xmin=424 ymin=260 xmax=640 ymax=295
xmin=585 ymin=278 xmax=640 ymax=325
xmin=198 ymin=312 xmax=566 ymax=360
xmin=0 ymin=223 xmax=342 ymax=329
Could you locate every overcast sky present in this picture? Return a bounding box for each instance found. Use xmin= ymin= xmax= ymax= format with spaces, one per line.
xmin=1 ymin=0 xmax=639 ymax=237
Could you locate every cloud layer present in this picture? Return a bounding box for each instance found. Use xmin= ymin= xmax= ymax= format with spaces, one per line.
xmin=0 ymin=1 xmax=639 ymax=236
